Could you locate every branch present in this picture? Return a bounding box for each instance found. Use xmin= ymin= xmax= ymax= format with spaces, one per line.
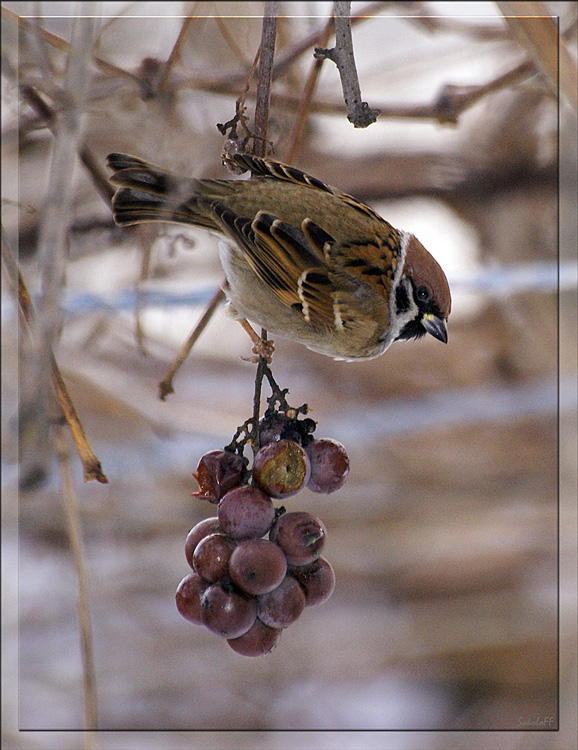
xmin=2 ymin=227 xmax=108 ymax=484
xmin=314 ymin=0 xmax=380 ymax=128
xmin=497 ymin=1 xmax=578 ymax=111
xmin=158 ymin=285 xmax=226 ymax=400
xmin=54 ymin=425 xmax=99 ymax=734
xmin=252 ymin=1 xmax=279 ymax=156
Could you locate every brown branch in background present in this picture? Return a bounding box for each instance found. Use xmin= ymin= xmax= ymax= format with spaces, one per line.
xmin=50 ymin=363 xmax=108 ymax=484
xmin=158 ymin=285 xmax=226 ymax=401
xmin=54 ymin=425 xmax=99 ymax=739
xmin=157 ymin=12 xmax=196 ymax=92
xmin=314 ymin=0 xmax=380 ymax=128
xmin=285 ymin=13 xmax=335 ymax=164
xmin=19 ymin=85 xmax=115 ymax=207
xmin=24 ymin=12 xmax=97 ymax=490
xmin=252 ymin=1 xmax=279 ymax=156
xmin=2 ymin=228 xmax=108 ymax=484
xmin=269 ymin=56 xmax=537 ymax=125
xmin=497 ymin=1 xmax=578 ymax=111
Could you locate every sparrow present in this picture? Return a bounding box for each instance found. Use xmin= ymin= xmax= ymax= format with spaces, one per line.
xmin=106 ymin=152 xmax=451 ymax=360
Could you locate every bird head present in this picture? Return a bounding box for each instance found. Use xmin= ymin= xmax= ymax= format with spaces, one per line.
xmin=396 ymin=235 xmax=451 ymax=344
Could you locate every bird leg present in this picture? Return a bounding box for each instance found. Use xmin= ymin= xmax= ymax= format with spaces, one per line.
xmin=238 ymin=319 xmax=275 ymax=363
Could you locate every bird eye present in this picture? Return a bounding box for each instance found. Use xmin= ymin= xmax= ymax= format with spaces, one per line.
xmin=416 ymin=285 xmax=430 ymax=302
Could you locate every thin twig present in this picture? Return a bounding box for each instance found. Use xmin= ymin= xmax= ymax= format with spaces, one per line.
xmin=158 ymin=285 xmax=226 ymax=400
xmin=314 ymin=1 xmax=380 ymax=128
xmin=19 ymin=85 xmax=114 ymax=207
xmin=50 ymin=363 xmax=108 ymax=484
xmin=157 ymin=12 xmax=196 ymax=92
xmin=252 ymin=1 xmax=279 ymax=156
xmin=54 ymin=425 xmax=99 ymax=738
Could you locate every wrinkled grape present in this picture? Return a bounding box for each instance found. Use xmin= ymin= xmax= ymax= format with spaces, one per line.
xmin=257 ymin=575 xmax=306 ymax=629
xmin=269 ymin=510 xmax=326 ymax=565
xmin=193 ymin=450 xmax=246 ymax=503
xmin=200 ymin=580 xmax=257 ymax=638
xmin=193 ymin=533 xmax=236 ymax=583
xmin=176 ymin=572 xmax=209 ymax=625
xmin=306 ymin=438 xmax=349 ymax=494
xmin=218 ymin=485 xmax=275 ymax=540
xmin=227 ymin=618 xmax=282 ymax=657
xmin=184 ymin=517 xmax=220 ymax=568
xmin=258 ymin=412 xmax=290 ymax=446
xmin=229 ymin=538 xmax=287 ymax=595
xmin=253 ymin=439 xmax=311 ymax=499
xmin=290 ymin=557 xmax=335 ymax=607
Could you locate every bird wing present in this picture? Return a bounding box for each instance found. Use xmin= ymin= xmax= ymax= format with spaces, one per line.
xmin=212 ymin=204 xmax=368 ymax=330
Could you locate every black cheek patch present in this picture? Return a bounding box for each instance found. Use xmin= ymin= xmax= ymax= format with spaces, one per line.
xmin=395 ymin=283 xmax=411 ymax=315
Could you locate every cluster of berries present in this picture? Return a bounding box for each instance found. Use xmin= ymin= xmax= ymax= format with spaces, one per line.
xmin=176 ymin=406 xmax=349 ymax=657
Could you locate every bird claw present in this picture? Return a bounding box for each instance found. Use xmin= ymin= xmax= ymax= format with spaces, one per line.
xmin=241 ymin=338 xmax=275 ymax=364
xmin=252 ymin=337 xmax=275 ymax=363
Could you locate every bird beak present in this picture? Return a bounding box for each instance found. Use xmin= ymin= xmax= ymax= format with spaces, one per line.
xmin=422 ymin=314 xmax=448 ymax=343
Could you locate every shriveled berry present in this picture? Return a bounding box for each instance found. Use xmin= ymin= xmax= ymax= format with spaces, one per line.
xmin=218 ymin=485 xmax=275 ymax=540
xmin=192 ymin=533 xmax=236 ymax=583
xmin=193 ymin=450 xmax=246 ymax=503
xmin=184 ymin=517 xmax=220 ymax=568
xmin=253 ymin=439 xmax=311 ymax=499
xmin=306 ymin=438 xmax=349 ymax=494
xmin=176 ymin=572 xmax=209 ymax=625
xmin=290 ymin=556 xmax=335 ymax=607
xmin=227 ymin=618 xmax=282 ymax=657
xmin=257 ymin=575 xmax=306 ymax=629
xmin=258 ymin=412 xmax=290 ymax=446
xmin=229 ymin=538 xmax=287 ymax=595
xmin=200 ymin=580 xmax=257 ymax=638
xmin=270 ymin=511 xmax=326 ymax=566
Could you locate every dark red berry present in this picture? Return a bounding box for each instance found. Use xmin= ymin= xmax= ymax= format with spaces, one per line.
xmin=257 ymin=575 xmax=306 ymax=629
xmin=218 ymin=485 xmax=275 ymax=540
xmin=192 ymin=533 xmax=236 ymax=583
xmin=227 ymin=618 xmax=282 ymax=657
xmin=306 ymin=438 xmax=349 ymax=494
xmin=200 ymin=580 xmax=257 ymax=638
xmin=290 ymin=557 xmax=335 ymax=607
xmin=176 ymin=572 xmax=209 ymax=625
xmin=229 ymin=538 xmax=287 ymax=595
xmin=184 ymin=517 xmax=220 ymax=568
xmin=269 ymin=511 xmax=326 ymax=566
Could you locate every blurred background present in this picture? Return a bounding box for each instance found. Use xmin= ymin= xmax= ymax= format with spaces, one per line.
xmin=2 ymin=1 xmax=576 ymax=749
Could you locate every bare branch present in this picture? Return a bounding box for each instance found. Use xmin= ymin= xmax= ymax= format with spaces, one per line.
xmin=2 ymin=227 xmax=108 ymax=484
xmin=252 ymin=1 xmax=279 ymax=156
xmin=158 ymin=286 xmax=226 ymax=401
xmin=497 ymin=1 xmax=578 ymax=110
xmin=314 ymin=1 xmax=380 ymax=128
xmin=54 ymin=425 xmax=99 ymax=733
